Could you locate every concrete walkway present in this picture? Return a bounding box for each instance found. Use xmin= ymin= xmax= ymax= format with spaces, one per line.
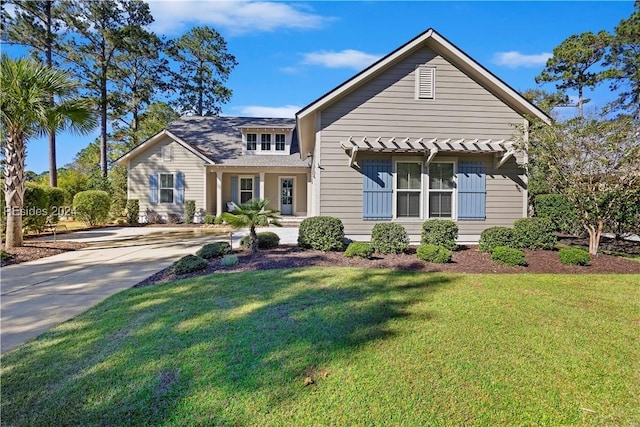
xmin=1 ymin=226 xmax=298 ymax=354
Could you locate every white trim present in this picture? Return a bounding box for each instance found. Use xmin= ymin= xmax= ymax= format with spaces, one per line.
xmin=216 ymin=171 xmax=223 ymax=216
xmin=115 ymin=130 xmax=215 ymax=166
xmin=159 ymin=172 xmax=176 ymax=205
xmin=238 ymin=175 xmax=254 ymax=204
xmin=522 ymin=118 xmax=530 ymax=217
xmin=393 ymin=157 xmax=423 ymax=220
xmin=426 ymin=160 xmax=457 ymax=220
xmin=126 ymin=160 xmax=131 ymax=199
xmin=278 ymin=176 xmax=296 ymax=215
xmin=415 ymin=65 xmax=435 ymax=100
xmin=313 ymin=111 xmax=322 ymax=216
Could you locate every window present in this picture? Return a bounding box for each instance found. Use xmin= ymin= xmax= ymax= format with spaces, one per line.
xmin=275 ymin=134 xmax=286 ymax=151
xmin=240 ymin=177 xmax=253 ymax=203
xmin=246 ymin=133 xmax=257 ymax=150
xmin=415 ymin=65 xmax=435 ymax=99
xmin=396 ymin=162 xmax=421 ymax=218
xmin=261 ymin=134 xmax=271 ymax=151
xmin=160 ymin=173 xmax=174 ymax=203
xmin=162 ymin=145 xmax=172 ymax=162
xmin=428 ymin=163 xmax=454 ymax=218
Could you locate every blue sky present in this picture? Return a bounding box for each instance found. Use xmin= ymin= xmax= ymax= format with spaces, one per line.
xmin=3 ymin=1 xmax=635 ymax=174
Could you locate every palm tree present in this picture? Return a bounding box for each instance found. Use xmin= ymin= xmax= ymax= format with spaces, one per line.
xmin=1 ymin=55 xmax=95 ymax=248
xmin=221 ymin=199 xmax=281 ymax=254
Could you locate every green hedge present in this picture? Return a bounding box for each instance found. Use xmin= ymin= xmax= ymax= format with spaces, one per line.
xmin=196 ymin=242 xmax=232 ymax=259
xmin=344 ymin=242 xmax=374 ymax=259
xmin=184 ymin=200 xmax=196 ymax=224
xmin=416 ymin=244 xmax=452 ymax=263
xmin=241 ymin=231 xmax=280 ymax=249
xmin=23 ymin=184 xmax=49 ymax=233
xmin=421 ymin=219 xmax=458 ymax=251
xmin=298 ymin=216 xmax=345 ymax=251
xmin=371 ymin=222 xmax=409 ymax=254
xmin=535 ymin=194 xmax=580 ymax=234
xmin=479 ymin=227 xmax=515 ymax=253
xmin=73 ymin=190 xmax=111 ymax=226
xmin=203 ymin=214 xmax=216 ymax=225
xmin=513 ymin=217 xmax=556 ymax=250
xmin=559 ymin=248 xmax=591 ymax=266
xmin=492 ymin=246 xmax=527 ymax=266
xmin=126 ymin=199 xmax=139 ymax=225
xmin=172 ymin=255 xmax=208 ymax=275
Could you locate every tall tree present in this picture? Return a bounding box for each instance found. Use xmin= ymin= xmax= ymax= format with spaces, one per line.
xmin=521 ymin=88 xmax=570 ymax=116
xmin=521 ymin=115 xmax=640 ymax=255
xmin=604 ymin=1 xmax=640 ymax=119
xmin=166 ymin=26 xmax=237 ymax=116
xmin=0 ymin=55 xmax=95 ymax=247
xmin=59 ymin=0 xmax=154 ymax=178
xmin=536 ymin=31 xmax=610 ymax=118
xmin=4 ymin=0 xmax=65 ymax=187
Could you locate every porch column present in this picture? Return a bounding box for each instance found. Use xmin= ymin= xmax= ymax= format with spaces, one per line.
xmin=307 ymin=172 xmax=312 ymax=216
xmin=259 ymin=172 xmax=265 ymax=202
xmin=216 ymin=171 xmax=223 ymax=216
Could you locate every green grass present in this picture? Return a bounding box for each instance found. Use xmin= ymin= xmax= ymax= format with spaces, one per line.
xmin=2 ymin=268 xmax=639 ymax=426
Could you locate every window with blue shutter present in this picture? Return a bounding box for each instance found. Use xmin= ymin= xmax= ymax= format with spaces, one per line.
xmin=254 ymin=175 xmax=261 ymax=199
xmin=362 ymin=159 xmax=393 ymax=220
xmin=457 ymin=161 xmax=486 ymax=220
xmin=175 ymin=172 xmax=185 ymax=205
xmin=149 ymin=174 xmax=158 ymax=205
xmin=230 ymin=176 xmax=239 ymax=204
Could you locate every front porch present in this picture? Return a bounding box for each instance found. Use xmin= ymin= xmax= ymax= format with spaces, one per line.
xmin=205 ymin=167 xmax=311 ymax=217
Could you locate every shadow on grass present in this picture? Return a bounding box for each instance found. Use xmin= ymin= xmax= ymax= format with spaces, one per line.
xmin=1 ymin=267 xmax=451 ymax=425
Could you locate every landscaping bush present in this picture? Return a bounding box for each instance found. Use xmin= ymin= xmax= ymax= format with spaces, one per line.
xmin=204 ymin=214 xmax=216 ymax=225
xmin=220 ymin=254 xmax=239 ymax=267
xmin=126 ymin=199 xmax=139 ymax=225
xmin=535 ymin=194 xmax=580 ymax=234
xmin=478 ymin=227 xmax=515 ymax=253
xmin=172 ymin=255 xmax=208 ymax=275
xmin=241 ymin=231 xmax=280 ymax=249
xmin=23 ymin=184 xmax=49 ymax=233
xmin=491 ymin=246 xmax=527 ymax=266
xmin=559 ymin=248 xmax=591 ymax=266
xmin=45 ymin=186 xmax=67 ymax=223
xmin=298 ymin=216 xmax=345 ymax=251
xmin=416 ymin=244 xmax=452 ymax=263
xmin=214 ymin=215 xmax=224 ymax=225
xmin=513 ymin=217 xmax=556 ymax=250
xmin=145 ymin=209 xmax=164 ymax=224
xmin=421 ymin=219 xmax=458 ymax=251
xmin=344 ymin=242 xmax=374 ymax=259
xmin=73 ymin=190 xmax=111 ymax=226
xmin=196 ymin=242 xmax=232 ymax=259
xmin=371 ymin=222 xmax=410 ymax=254
xmin=1 ymin=250 xmax=14 ymax=262
xmin=184 ymin=200 xmax=196 ymax=224
xmin=167 ymin=213 xmax=181 ymax=224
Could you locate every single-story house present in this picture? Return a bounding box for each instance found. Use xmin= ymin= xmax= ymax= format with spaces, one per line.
xmin=116 ymin=28 xmax=550 ymax=243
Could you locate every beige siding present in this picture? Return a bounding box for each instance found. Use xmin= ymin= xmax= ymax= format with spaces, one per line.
xmin=317 ymin=46 xmax=526 ymax=239
xmin=129 ymin=136 xmax=206 ymax=218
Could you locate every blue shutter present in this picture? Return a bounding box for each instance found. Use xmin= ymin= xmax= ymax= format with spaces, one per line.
xmin=458 ymin=161 xmax=486 ymax=220
xmin=149 ymin=174 xmax=158 ymax=205
xmin=175 ymin=172 xmax=185 ymax=204
xmin=230 ymin=176 xmax=239 ymax=203
xmin=254 ymin=175 xmax=260 ymax=200
xmin=362 ymin=159 xmax=393 ymax=220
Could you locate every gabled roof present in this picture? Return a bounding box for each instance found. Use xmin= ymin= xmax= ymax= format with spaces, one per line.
xmin=295 ymin=28 xmax=551 ymax=159
xmin=115 ymin=116 xmax=308 ymax=168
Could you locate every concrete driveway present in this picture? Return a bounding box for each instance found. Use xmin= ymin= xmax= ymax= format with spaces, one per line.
xmin=0 ymin=227 xmax=231 ymax=354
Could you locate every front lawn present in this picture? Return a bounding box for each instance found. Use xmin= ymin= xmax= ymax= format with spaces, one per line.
xmin=2 ymin=268 xmax=638 ymax=425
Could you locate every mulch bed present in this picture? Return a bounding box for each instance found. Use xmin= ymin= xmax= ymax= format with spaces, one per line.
xmin=1 ymin=241 xmax=89 ymax=267
xmin=136 ymin=244 xmax=640 ymax=287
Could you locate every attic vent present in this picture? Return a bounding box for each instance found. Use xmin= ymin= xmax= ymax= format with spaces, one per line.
xmin=416 ymin=65 xmax=435 ymax=100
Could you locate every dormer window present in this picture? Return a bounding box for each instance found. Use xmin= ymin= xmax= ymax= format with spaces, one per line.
xmin=246 ymin=133 xmax=257 ymax=150
xmin=261 ymin=134 xmax=271 ymax=151
xmin=275 ymin=134 xmax=286 ymax=151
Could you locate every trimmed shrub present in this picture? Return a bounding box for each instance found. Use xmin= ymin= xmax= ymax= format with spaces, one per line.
xmin=416 ymin=244 xmax=452 ymax=264
xmin=172 ymin=254 xmax=208 ymax=275
xmin=204 ymin=214 xmax=216 ymax=225
xmin=421 ymin=219 xmax=458 ymax=251
xmin=23 ymin=184 xmax=49 ymax=233
xmin=241 ymin=231 xmax=280 ymax=249
xmin=184 ymin=200 xmax=196 ymax=224
xmin=167 ymin=213 xmax=181 ymax=224
xmin=479 ymin=227 xmax=515 ymax=253
xmin=535 ymin=194 xmax=580 ymax=234
xmin=220 ymin=254 xmax=239 ymax=267
xmin=513 ymin=217 xmax=556 ymax=250
xmin=45 ymin=186 xmax=67 ymax=223
xmin=73 ymin=190 xmax=111 ymax=226
xmin=298 ymin=216 xmax=345 ymax=251
xmin=1 ymin=250 xmax=14 ymax=262
xmin=126 ymin=199 xmax=139 ymax=225
xmin=371 ymin=222 xmax=410 ymax=254
xmin=196 ymin=242 xmax=232 ymax=259
xmin=491 ymin=246 xmax=527 ymax=266
xmin=214 ymin=215 xmax=224 ymax=225
xmin=344 ymin=242 xmax=374 ymax=259
xmin=559 ymin=248 xmax=591 ymax=266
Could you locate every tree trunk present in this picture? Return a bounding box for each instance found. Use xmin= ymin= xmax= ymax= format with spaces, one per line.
xmin=578 ymin=87 xmax=583 ymax=118
xmin=100 ymin=81 xmax=108 ymax=178
xmin=4 ymin=136 xmax=27 ymax=248
xmin=585 ymin=221 xmax=603 ymax=256
xmin=46 ymin=0 xmax=57 ymax=187
xmin=249 ymin=225 xmax=258 ymax=254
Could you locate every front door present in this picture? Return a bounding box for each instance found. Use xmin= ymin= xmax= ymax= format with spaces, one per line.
xmin=280 ymin=178 xmax=293 ymax=215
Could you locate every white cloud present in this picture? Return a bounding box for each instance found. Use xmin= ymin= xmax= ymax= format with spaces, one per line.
xmin=234 ymin=104 xmax=302 ymax=118
xmin=302 ymin=49 xmax=381 ymax=70
xmin=492 ymin=51 xmax=552 ymax=68
xmin=147 ymin=0 xmax=331 ymax=36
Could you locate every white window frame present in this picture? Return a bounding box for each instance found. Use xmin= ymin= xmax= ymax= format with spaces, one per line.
xmin=415 ymin=65 xmax=436 ymax=100
xmin=239 ymin=176 xmax=254 ymax=204
xmin=161 ymin=145 xmax=172 ymax=162
xmin=393 ymin=158 xmax=423 ymax=220
xmin=261 ymin=134 xmax=272 ymax=151
xmin=159 ymin=173 xmax=175 ymax=204
xmin=246 ymin=133 xmax=257 ymax=151
xmin=275 ymin=133 xmax=286 ymax=151
xmin=427 ymin=160 xmax=457 ymax=220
